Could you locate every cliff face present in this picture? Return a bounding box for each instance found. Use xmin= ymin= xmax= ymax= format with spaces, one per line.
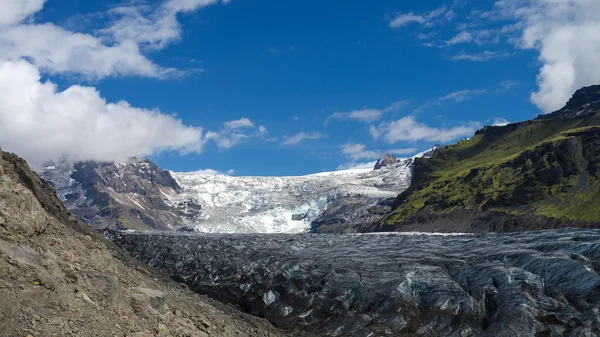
xmin=378 ymin=85 xmax=600 ymax=232
xmin=0 ymin=148 xmax=287 ymax=337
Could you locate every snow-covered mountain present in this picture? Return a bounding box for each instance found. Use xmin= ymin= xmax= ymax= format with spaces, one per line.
xmin=38 ymin=149 xmax=434 ymax=233
xmin=38 ymin=157 xmax=201 ymax=231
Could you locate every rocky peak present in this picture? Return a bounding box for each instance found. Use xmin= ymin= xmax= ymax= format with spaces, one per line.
xmin=71 ymin=157 xmax=179 ymax=194
xmin=537 ymin=84 xmax=600 ymax=120
xmin=374 ymin=153 xmax=398 ymax=170
xmin=38 ymin=156 xmax=201 ymax=231
xmin=564 ymin=84 xmax=600 ymax=111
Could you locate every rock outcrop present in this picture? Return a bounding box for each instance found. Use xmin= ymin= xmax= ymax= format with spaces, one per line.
xmin=374 ymin=153 xmax=398 ymax=170
xmin=0 ymin=148 xmax=288 ymax=337
xmin=109 ymin=229 xmax=600 ymax=337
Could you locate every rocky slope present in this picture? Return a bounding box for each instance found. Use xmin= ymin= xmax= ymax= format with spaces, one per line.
xmin=0 ymin=147 xmax=288 ymax=337
xmin=40 ymin=152 xmax=427 ymax=233
xmin=378 ymin=85 xmax=600 ymax=232
xmin=109 ymin=228 xmax=600 ymax=337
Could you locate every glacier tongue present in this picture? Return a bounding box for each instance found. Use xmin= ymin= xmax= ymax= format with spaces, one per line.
xmin=171 ymin=157 xmax=416 ymax=234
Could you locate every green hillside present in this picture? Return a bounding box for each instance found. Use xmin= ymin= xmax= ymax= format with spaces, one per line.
xmin=379 ymin=85 xmax=600 ymax=231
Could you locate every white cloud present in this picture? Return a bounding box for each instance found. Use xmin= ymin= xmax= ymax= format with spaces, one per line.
xmin=368 ymin=125 xmax=381 ymax=139
xmin=0 ymin=60 xmax=204 ymax=165
xmin=283 ymin=132 xmax=324 ymax=146
xmin=390 ymin=6 xmax=447 ymax=28
xmin=447 ymin=31 xmax=473 ymax=45
xmin=101 ymin=0 xmax=228 ymax=50
xmin=373 ymin=115 xmax=480 ymax=143
xmin=205 ymin=117 xmax=263 ymax=149
xmin=224 ymin=117 xmax=254 ymax=129
xmin=497 ymin=80 xmax=518 ymax=91
xmin=0 ymin=0 xmax=226 ymax=79
xmin=181 ymin=167 xmax=235 ymax=176
xmin=494 ymin=0 xmax=600 ymax=112
xmin=492 ymin=117 xmax=510 ymax=126
xmin=341 ymin=143 xmax=381 ymax=160
xmin=414 ymin=89 xmax=486 ymax=113
xmin=0 ymin=1 xmax=253 ymax=164
xmin=259 ymin=125 xmax=268 ymax=136
xmin=328 ymin=109 xmax=383 ymax=124
xmin=326 ymin=101 xmax=408 ymax=124
xmin=451 ymin=50 xmax=510 ymax=61
xmin=0 ymin=24 xmax=175 ymax=78
xmin=390 ymin=13 xmax=427 ymax=28
xmin=0 ymin=0 xmax=46 ymax=27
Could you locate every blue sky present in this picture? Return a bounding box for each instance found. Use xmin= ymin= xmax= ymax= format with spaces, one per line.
xmin=0 ymin=0 xmax=598 ymax=175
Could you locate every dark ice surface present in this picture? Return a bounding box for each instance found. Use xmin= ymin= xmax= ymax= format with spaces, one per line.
xmin=108 ymin=229 xmax=600 ymax=336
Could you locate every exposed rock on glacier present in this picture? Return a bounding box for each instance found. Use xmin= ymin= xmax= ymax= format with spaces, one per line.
xmin=374 ymin=153 xmax=398 ymax=170
xmin=109 ymin=229 xmax=600 ymax=337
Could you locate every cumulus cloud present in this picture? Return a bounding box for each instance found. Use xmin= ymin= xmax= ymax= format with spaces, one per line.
xmin=0 ymin=0 xmax=256 ymax=164
xmin=0 ymin=0 xmax=226 ymax=79
xmin=493 ymin=0 xmax=600 ymax=113
xmin=341 ymin=143 xmax=381 ymax=160
xmin=0 ymin=0 xmax=46 ymax=27
xmin=372 ymin=116 xmax=480 ymax=143
xmin=282 ymin=132 xmax=324 ymax=146
xmin=0 ymin=24 xmax=175 ymax=78
xmin=0 ymin=60 xmax=204 ymax=165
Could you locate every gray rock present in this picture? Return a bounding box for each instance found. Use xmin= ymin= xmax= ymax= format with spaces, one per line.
xmin=109 ymin=229 xmax=600 ymax=336
xmin=374 ymin=154 xmax=398 ymax=170
xmin=310 ymin=196 xmax=395 ymax=233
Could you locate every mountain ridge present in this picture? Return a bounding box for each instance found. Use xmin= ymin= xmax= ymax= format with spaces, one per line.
xmin=378 ymin=85 xmax=600 ymax=232
xmin=39 ymin=152 xmax=429 ymax=233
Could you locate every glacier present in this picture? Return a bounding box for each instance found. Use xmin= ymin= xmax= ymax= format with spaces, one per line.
xmin=168 ymin=153 xmax=423 ymax=233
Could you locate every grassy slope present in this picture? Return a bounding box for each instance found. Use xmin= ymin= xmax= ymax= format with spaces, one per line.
xmin=381 ymin=111 xmax=600 ymax=227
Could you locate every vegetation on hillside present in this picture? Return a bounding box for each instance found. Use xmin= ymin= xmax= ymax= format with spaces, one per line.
xmin=380 ymin=102 xmax=600 ymax=228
